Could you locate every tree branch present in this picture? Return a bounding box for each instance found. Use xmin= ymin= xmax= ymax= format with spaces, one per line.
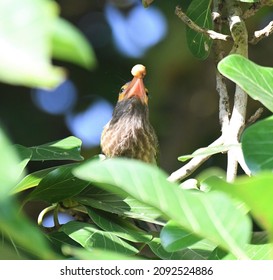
xmin=175 ymin=5 xmax=231 ymax=41
xmin=168 ymin=136 xmax=224 ymax=182
xmin=250 ymin=21 xmax=273 ymax=44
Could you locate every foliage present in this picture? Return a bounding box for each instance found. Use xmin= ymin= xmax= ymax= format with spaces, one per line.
xmin=1 ymin=0 xmax=273 ymax=260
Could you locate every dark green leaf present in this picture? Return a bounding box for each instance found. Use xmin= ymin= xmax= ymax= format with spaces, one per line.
xmin=186 ymin=0 xmax=213 ymax=59
xmin=27 ymin=164 xmax=89 ymax=203
xmin=86 ymin=207 xmax=153 ymax=243
xmin=242 ymin=116 xmax=273 ymax=173
xmin=11 ymin=166 xmax=57 ymax=194
xmin=218 ymin=54 xmax=273 ymax=112
xmin=29 ymin=136 xmax=84 ymax=161
xmin=61 ymin=221 xmax=139 ymax=255
xmin=75 ymin=186 xmax=163 ymax=224
xmin=161 ymin=221 xmax=201 ymax=252
xmin=73 ymin=158 xmax=251 ymax=259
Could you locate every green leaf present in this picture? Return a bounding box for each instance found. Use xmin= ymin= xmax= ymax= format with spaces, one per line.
xmin=218 ymin=54 xmax=273 ymax=112
xmin=178 ymin=144 xmax=239 ymax=161
xmin=86 ymin=208 xmax=153 ymax=243
xmin=52 ymin=18 xmax=96 ymax=70
xmin=75 ymin=186 xmax=163 ymax=224
xmin=61 ymin=221 xmax=139 ymax=255
xmin=160 ymin=221 xmax=201 ymax=252
xmin=0 ymin=128 xmax=22 ymax=197
xmin=27 ymin=164 xmax=89 ymax=203
xmin=186 ymin=0 xmax=213 ymax=59
xmin=73 ymin=158 xmax=252 ymax=259
xmin=0 ymin=0 xmax=65 ymax=88
xmin=206 ymin=174 xmax=273 ymax=240
xmin=29 ymin=136 xmax=84 ymax=161
xmin=149 ymin=238 xmax=211 ymax=260
xmin=11 ymin=166 xmax=57 ymax=194
xmin=242 ymin=116 xmax=273 ymax=173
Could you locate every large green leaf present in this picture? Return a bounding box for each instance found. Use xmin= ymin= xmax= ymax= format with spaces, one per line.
xmin=28 ymin=136 xmax=84 ymax=161
xmin=61 ymin=221 xmax=138 ymax=255
xmin=27 ymin=164 xmax=89 ymax=203
xmin=206 ymin=174 xmax=273 ymax=240
xmin=73 ymin=158 xmax=252 ymax=259
xmin=0 ymin=0 xmax=64 ymax=88
xmin=11 ymin=166 xmax=57 ymax=194
xmin=186 ymin=0 xmax=213 ymax=59
xmin=52 ymin=18 xmax=96 ymax=70
xmin=86 ymin=208 xmax=153 ymax=243
xmin=242 ymin=116 xmax=273 ymax=173
xmin=218 ymin=54 xmax=273 ymax=112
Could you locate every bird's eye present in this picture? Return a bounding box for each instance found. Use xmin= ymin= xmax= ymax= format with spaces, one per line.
xmin=145 ymin=88 xmax=149 ymax=97
xmin=119 ymin=82 xmax=129 ymax=94
xmin=119 ymin=86 xmax=125 ymax=94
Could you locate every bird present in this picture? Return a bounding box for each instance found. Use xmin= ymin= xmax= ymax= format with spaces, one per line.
xmin=101 ymin=64 xmax=158 ymax=164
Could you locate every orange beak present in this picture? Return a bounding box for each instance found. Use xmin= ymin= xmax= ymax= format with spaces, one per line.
xmin=119 ymin=76 xmax=148 ymax=105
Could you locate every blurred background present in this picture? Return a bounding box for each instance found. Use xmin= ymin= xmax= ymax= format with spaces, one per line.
xmin=0 ymin=0 xmax=272 ymax=177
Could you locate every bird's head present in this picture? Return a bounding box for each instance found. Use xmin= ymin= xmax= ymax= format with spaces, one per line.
xmin=118 ymin=64 xmax=149 ymax=106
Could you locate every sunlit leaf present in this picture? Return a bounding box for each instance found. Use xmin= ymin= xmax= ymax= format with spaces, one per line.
xmin=218 ymin=54 xmax=273 ymax=112
xmin=52 ymin=18 xmax=96 ymax=70
xmin=242 ymin=116 xmax=273 ymax=173
xmin=0 ymin=0 xmax=65 ymax=88
xmin=206 ymin=174 xmax=273 ymax=241
xmin=29 ymin=136 xmax=84 ymax=161
xmin=186 ymin=0 xmax=213 ymax=59
xmin=73 ymin=158 xmax=251 ymax=259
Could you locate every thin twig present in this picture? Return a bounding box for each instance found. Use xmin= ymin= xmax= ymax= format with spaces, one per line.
xmin=243 ymin=0 xmax=273 ymax=19
xmin=175 ymin=6 xmax=231 ymax=41
xmin=246 ymin=107 xmax=264 ymax=126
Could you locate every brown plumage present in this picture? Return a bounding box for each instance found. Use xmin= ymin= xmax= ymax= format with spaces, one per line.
xmin=101 ymin=64 xmax=158 ymax=164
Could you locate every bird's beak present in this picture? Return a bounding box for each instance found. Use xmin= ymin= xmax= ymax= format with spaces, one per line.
xmin=123 ymin=77 xmax=148 ymax=105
